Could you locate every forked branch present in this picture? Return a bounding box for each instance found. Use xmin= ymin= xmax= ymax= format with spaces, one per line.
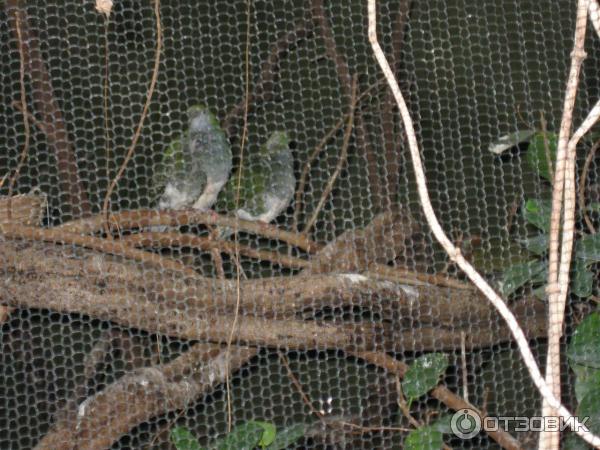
xmin=367 ymin=0 xmax=600 ymax=446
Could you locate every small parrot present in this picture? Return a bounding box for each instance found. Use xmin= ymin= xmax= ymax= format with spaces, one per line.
xmin=153 ymin=105 xmax=232 ymax=212
xmin=218 ymin=131 xmax=295 ymax=227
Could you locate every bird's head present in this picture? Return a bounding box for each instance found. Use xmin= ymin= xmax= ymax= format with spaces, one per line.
xmin=187 ymin=105 xmax=220 ymax=135
xmin=260 ymin=131 xmax=290 ymax=157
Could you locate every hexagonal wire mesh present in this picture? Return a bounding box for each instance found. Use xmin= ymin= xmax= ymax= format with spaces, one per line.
xmin=1 ymin=0 xmax=599 ymax=448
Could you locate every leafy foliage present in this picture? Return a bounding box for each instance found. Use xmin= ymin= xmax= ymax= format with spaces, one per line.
xmin=566 ymin=313 xmax=600 ymax=446
xmin=525 ymin=132 xmax=558 ymax=182
xmin=170 ymin=421 xmax=306 ymax=450
xmin=402 ymin=353 xmax=449 ymax=403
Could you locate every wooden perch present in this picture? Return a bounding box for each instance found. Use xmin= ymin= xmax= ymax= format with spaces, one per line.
xmin=34 ymin=344 xmax=257 ymax=450
xmin=55 ymin=209 xmax=322 ymax=253
xmin=0 ymin=239 xmax=547 ymax=353
xmin=304 ymin=207 xmax=418 ymax=273
xmin=122 ymin=231 xmax=310 ymax=270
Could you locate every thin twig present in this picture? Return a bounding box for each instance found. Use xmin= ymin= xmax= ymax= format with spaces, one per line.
xmin=278 ymin=351 xmax=326 ymax=421
xmin=279 ymin=351 xmax=413 ymax=436
xmin=540 ymin=113 xmax=554 ymax=186
xmin=311 ymin=0 xmax=382 ymax=210
xmin=226 ymin=0 xmax=253 ymax=432
xmin=461 ymin=331 xmax=469 ymax=403
xmin=103 ymin=14 xmax=112 ymax=198
xmin=355 ymin=351 xmax=522 ymax=450
xmin=367 ymin=1 xmax=600 ymax=447
xmin=10 ymin=100 xmax=47 ymax=134
xmin=122 ymin=231 xmax=309 ymax=269
xmin=223 ymin=24 xmax=311 ymax=139
xmin=303 ymin=76 xmax=358 ymax=234
xmin=292 ymin=79 xmax=384 ymax=231
xmin=102 ymin=0 xmax=162 ymax=235
xmin=6 ymin=9 xmax=31 ymax=220
xmin=395 ymin=377 xmax=422 ymax=429
xmin=578 ymin=139 xmax=600 ymax=234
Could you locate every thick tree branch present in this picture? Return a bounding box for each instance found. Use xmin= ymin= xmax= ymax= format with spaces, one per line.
xmin=4 ymin=0 xmax=90 ymax=219
xmin=34 ymin=344 xmax=257 ymax=450
xmin=0 ymin=239 xmax=546 ymax=352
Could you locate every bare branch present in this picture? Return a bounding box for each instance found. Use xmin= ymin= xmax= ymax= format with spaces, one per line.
xmin=56 ymin=208 xmax=322 ymax=253
xmin=0 ymin=223 xmax=199 ymax=278
xmin=223 ymin=24 xmax=311 ymax=139
xmin=305 ymin=207 xmax=416 ymax=273
xmin=366 ymin=0 xmax=600 ymax=446
xmin=102 ymin=0 xmax=162 ymax=233
xmin=35 ymin=344 xmax=257 ymax=450
xmin=4 ymin=0 xmax=90 ymax=218
xmin=354 ymin=351 xmax=523 ymax=450
xmin=122 ymin=231 xmax=310 ymax=269
xmin=578 ymin=139 xmax=600 ymax=234
xmin=304 ymin=76 xmax=358 ymax=233
xmin=6 ymin=7 xmax=31 ymax=221
xmin=542 ymin=2 xmax=592 ymax=447
xmin=311 ymin=0 xmax=383 ymax=213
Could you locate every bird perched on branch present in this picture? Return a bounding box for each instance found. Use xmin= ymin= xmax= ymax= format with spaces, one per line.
xmin=217 ymin=131 xmax=295 ymax=231
xmin=153 ymin=105 xmax=232 ymax=213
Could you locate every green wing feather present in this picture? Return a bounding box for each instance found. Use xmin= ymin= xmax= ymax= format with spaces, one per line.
xmin=151 ymin=138 xmax=185 ymax=201
xmin=216 ymin=163 xmax=267 ymax=214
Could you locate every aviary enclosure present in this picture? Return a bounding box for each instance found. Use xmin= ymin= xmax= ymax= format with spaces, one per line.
xmin=1 ymin=0 xmax=600 ymax=449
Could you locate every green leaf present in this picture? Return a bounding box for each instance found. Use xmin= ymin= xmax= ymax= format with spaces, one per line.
xmin=526 ymin=132 xmax=558 ymax=181
xmin=571 ymin=261 xmax=594 ymax=298
xmin=587 ymin=203 xmax=600 ymax=212
xmin=488 ymin=130 xmax=535 ymax=154
xmin=253 ymin=421 xmax=276 ymax=448
xmin=405 ymin=426 xmax=444 ymax=450
xmin=402 ymin=353 xmax=449 ymax=401
xmin=518 ymin=234 xmax=549 ymax=256
xmin=567 ymin=313 xmax=600 ymax=369
xmin=563 ymin=433 xmax=592 ymax=450
xmin=429 ymin=415 xmax=453 ymax=434
xmin=497 ymin=259 xmax=547 ymax=297
xmin=469 ymin=241 xmax=530 ymax=273
xmin=571 ymin=364 xmax=600 ymax=403
xmin=170 ymin=427 xmax=203 ymax=450
xmin=575 ymin=233 xmax=600 ymax=263
xmin=266 ymin=424 xmax=306 ymax=450
xmin=212 ymin=422 xmax=265 ymax=450
xmin=523 ymin=198 xmax=552 ymax=232
xmin=577 ymin=384 xmax=600 ymax=436
xmin=533 ymin=284 xmax=547 ymax=300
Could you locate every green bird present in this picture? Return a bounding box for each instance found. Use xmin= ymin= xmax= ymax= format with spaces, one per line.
xmin=218 ymin=131 xmax=295 ymax=225
xmin=153 ymin=105 xmax=232 ymax=212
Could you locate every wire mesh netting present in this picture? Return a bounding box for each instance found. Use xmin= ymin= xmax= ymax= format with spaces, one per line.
xmin=1 ymin=0 xmax=600 ymax=448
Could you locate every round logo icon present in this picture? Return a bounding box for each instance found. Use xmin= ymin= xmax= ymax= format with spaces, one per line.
xmin=451 ymin=408 xmax=482 ymax=439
